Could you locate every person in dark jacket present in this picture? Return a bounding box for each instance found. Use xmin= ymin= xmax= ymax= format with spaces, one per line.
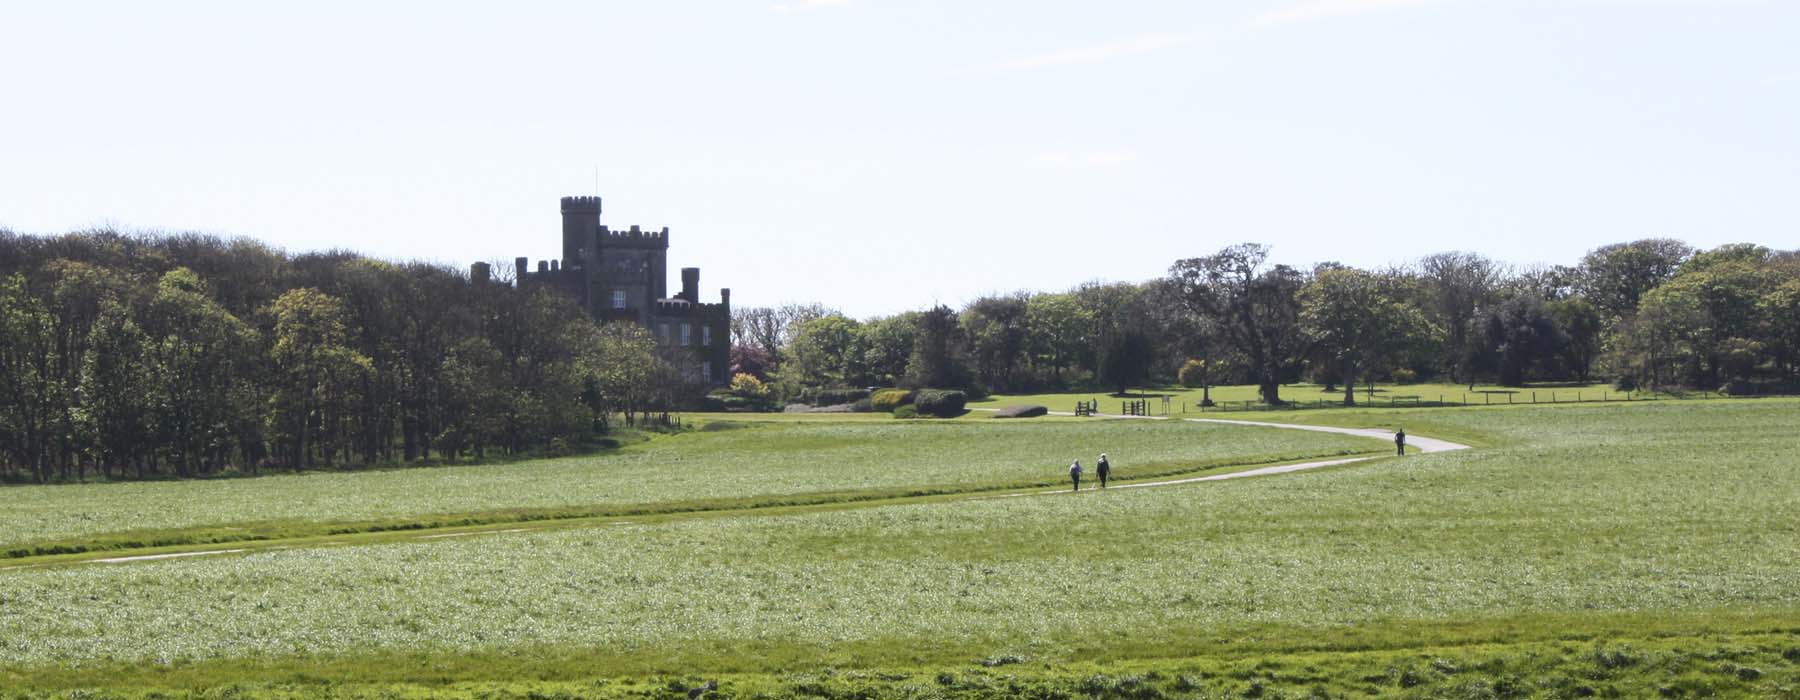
xmin=1096 ymin=453 xmax=1111 ymax=489
xmin=1395 ymin=428 xmax=1407 ymax=456
xmin=1069 ymin=460 xmax=1083 ymax=491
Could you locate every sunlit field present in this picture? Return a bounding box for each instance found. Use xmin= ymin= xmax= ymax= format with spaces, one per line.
xmin=0 ymin=419 xmax=1372 ymax=556
xmin=2 ymin=400 xmax=1797 ymax=698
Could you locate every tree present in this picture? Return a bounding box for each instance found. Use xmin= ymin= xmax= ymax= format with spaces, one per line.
xmin=860 ymin=312 xmax=919 ymax=386
xmin=1545 ymin=296 xmax=1602 ymax=381
xmin=268 ymin=287 xmax=370 ymax=468
xmin=1761 ymin=276 xmax=1800 ymax=380
xmin=961 ymin=294 xmax=1030 ymax=392
xmin=1024 ymin=292 xmax=1090 ymax=384
xmin=1096 ymin=328 xmax=1153 ymax=395
xmin=781 ymin=314 xmax=865 ymax=388
xmin=1416 ymin=252 xmax=1502 ymax=383
xmin=1299 ymin=268 xmax=1427 ymax=405
xmin=1577 ymin=239 xmax=1693 ymax=321
xmin=1625 ymin=258 xmax=1773 ymax=388
xmin=80 ymin=298 xmax=152 ymax=478
xmin=146 ymin=269 xmax=260 ymax=476
xmin=0 ymin=273 xmax=55 ymax=482
xmin=903 ymin=305 xmax=970 ymax=390
xmin=1169 ymin=244 xmax=1307 ymax=404
xmin=1472 ymin=295 xmax=1567 ymax=387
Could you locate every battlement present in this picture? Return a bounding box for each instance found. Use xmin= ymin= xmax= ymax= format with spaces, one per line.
xmin=599 ymin=225 xmax=670 ymax=245
xmin=654 ymin=298 xmax=727 ymax=314
xmin=560 ymin=196 xmax=602 ymax=214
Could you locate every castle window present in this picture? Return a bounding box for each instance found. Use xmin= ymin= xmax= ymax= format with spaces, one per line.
xmin=703 ymin=361 xmax=712 ymax=380
xmin=680 ymin=323 xmax=692 ymax=346
xmin=702 ymin=325 xmax=712 ymax=346
xmin=659 ymin=323 xmax=670 ymax=343
xmin=611 ymin=290 xmax=626 ymax=309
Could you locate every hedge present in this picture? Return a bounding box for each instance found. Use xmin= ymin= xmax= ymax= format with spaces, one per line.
xmin=870 ymin=388 xmax=915 ymax=412
xmin=913 ymin=389 xmax=968 ymax=417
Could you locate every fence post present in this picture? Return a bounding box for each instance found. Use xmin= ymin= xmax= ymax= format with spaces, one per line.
xmin=1531 ymin=392 xmax=1536 ymax=403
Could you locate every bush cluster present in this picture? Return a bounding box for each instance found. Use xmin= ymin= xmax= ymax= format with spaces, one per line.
xmin=913 ymin=389 xmax=967 ymax=417
xmin=870 ymin=388 xmax=915 ymax=412
xmin=808 ymin=387 xmax=870 ymax=407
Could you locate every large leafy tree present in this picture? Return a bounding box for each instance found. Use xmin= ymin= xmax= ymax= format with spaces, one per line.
xmin=903 ymin=305 xmax=970 ymax=390
xmin=1416 ymin=252 xmax=1502 ymax=383
xmin=147 ymin=269 xmax=261 ymax=475
xmin=1169 ymin=244 xmax=1307 ymax=404
xmin=1024 ymin=292 xmax=1090 ymax=384
xmin=268 ymin=287 xmax=370 ymax=468
xmin=1472 ymin=295 xmax=1567 ymax=387
xmin=781 ymin=314 xmax=866 ymax=388
xmin=961 ymin=294 xmax=1030 ymax=392
xmin=1300 ymin=268 xmax=1428 ymax=405
xmin=860 ymin=311 xmax=919 ymax=386
xmin=1577 ymin=238 xmax=1693 ymax=322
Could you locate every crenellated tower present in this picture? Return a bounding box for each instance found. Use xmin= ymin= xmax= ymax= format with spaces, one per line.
xmin=483 ymin=196 xmax=730 ymax=387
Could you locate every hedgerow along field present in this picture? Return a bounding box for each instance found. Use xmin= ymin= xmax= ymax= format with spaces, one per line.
xmin=983 ymin=379 xmax=1696 ymax=414
xmin=2 ymin=401 xmax=1798 ymax=699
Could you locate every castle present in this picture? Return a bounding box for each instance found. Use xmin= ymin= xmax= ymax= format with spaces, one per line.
xmin=471 ymin=196 xmax=731 ymax=386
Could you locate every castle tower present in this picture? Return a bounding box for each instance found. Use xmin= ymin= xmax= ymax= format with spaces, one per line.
xmin=560 ymin=196 xmax=602 ymax=269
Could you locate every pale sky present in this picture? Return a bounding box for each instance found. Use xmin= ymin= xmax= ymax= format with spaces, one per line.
xmin=2 ymin=0 xmax=1796 ymax=317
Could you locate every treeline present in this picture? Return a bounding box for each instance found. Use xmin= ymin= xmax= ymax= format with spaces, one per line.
xmin=731 ymin=240 xmax=1800 ymax=405
xmin=0 ymin=230 xmax=686 ymax=483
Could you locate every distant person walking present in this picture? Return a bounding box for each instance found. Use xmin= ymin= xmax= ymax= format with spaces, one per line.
xmin=1395 ymin=428 xmax=1407 ymax=456
xmin=1070 ymin=460 xmax=1083 ymax=491
xmin=1096 ymin=453 xmax=1111 ymax=489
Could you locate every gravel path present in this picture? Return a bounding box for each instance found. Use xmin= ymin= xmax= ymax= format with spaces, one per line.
xmin=995 ymin=411 xmax=1470 ymax=495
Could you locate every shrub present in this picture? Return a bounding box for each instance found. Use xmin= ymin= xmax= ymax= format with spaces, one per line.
xmin=892 ymin=404 xmax=919 ymax=419
xmin=993 ymin=404 xmax=1048 ymax=419
xmin=811 ymin=387 xmax=870 ymax=407
xmin=1179 ymin=358 xmax=1232 ymax=388
xmin=914 ymin=389 xmax=967 ymax=417
xmin=1178 ymin=359 xmax=1207 ymax=388
xmin=1391 ymin=368 xmax=1418 ymax=384
xmin=851 ymin=398 xmax=874 ymax=413
xmin=729 ymin=372 xmax=773 ymax=399
xmin=870 ymin=388 xmax=915 ymax=412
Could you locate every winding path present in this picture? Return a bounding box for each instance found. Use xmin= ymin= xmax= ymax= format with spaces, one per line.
xmin=992 ymin=411 xmax=1470 ymax=495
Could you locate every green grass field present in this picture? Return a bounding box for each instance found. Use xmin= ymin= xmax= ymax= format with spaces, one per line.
xmin=0 ymin=419 xmax=1372 ymax=557
xmin=1 ymin=400 xmax=1797 ymax=698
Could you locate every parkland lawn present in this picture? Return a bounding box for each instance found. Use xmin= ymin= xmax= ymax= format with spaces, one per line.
xmin=0 ymin=419 xmax=1372 ymax=557
xmin=1 ymin=399 xmax=1796 ymax=698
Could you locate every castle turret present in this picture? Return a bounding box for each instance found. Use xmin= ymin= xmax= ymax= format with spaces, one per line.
xmin=560 ymin=196 xmax=602 ymax=268
xmin=679 ymin=267 xmax=699 ymax=303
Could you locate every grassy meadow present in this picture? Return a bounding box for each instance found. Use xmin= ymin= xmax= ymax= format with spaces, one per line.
xmin=1 ymin=400 xmax=1797 ymax=698
xmin=0 ymin=418 xmax=1372 ymax=557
